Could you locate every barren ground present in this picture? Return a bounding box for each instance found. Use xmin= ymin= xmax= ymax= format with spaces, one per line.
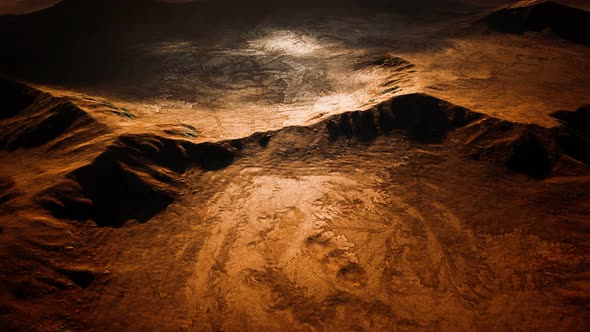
xmin=1 ymin=0 xmax=590 ymax=331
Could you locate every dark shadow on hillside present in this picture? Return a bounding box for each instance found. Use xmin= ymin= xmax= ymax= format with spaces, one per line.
xmin=482 ymin=1 xmax=590 ymax=45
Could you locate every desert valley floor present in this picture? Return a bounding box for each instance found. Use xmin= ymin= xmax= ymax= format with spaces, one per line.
xmin=1 ymin=0 xmax=590 ymax=331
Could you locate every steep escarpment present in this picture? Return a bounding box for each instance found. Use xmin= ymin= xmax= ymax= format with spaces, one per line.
xmin=450 ymin=117 xmax=560 ymax=179
xmin=2 ymin=82 xmax=585 ymax=230
xmin=482 ymin=1 xmax=590 ymax=45
xmin=0 ymin=79 xmax=106 ymax=151
xmin=0 ymin=79 xmax=41 ymax=119
xmin=0 ymin=80 xmax=238 ymax=228
xmin=37 ymin=134 xmax=237 ymax=227
xmin=324 ymin=93 xmax=586 ymax=179
xmin=23 ymin=91 xmax=590 ymax=228
xmin=326 ymin=93 xmax=481 ymax=143
xmin=3 ymin=82 xmax=586 ymax=226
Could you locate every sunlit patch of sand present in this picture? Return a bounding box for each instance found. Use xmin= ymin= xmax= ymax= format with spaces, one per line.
xmin=247 ymin=30 xmax=322 ymax=56
xmin=402 ymin=34 xmax=590 ymax=127
xmin=39 ymin=25 xmax=416 ymax=141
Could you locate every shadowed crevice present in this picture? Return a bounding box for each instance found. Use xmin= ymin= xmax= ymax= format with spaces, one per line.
xmin=36 ymin=134 xmax=236 ymax=227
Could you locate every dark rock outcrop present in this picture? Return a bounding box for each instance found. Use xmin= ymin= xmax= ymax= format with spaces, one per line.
xmin=0 ymin=79 xmax=104 ymax=151
xmin=451 ymin=117 xmax=560 ymax=179
xmin=326 ymin=93 xmax=481 ymax=143
xmin=551 ymin=105 xmax=590 ymax=166
xmin=36 ymin=134 xmax=236 ymax=227
xmin=552 ymin=105 xmax=590 ymax=136
xmin=325 ymin=93 xmax=588 ymax=179
xmin=482 ymin=1 xmax=590 ymax=45
xmin=0 ymin=79 xmax=40 ymax=119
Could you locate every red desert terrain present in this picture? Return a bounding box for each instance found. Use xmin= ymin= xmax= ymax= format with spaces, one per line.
xmin=1 ymin=0 xmax=589 ymax=330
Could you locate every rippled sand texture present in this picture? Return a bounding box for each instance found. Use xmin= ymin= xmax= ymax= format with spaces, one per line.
xmin=1 ymin=1 xmax=590 ymax=331
xmin=85 ymin=127 xmax=590 ymax=331
xmin=1 ymin=0 xmax=588 ymax=140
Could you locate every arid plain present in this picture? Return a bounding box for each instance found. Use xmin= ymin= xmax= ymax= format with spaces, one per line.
xmin=1 ymin=0 xmax=589 ymax=330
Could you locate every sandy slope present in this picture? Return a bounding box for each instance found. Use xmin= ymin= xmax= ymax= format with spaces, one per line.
xmin=1 ymin=1 xmax=590 ymax=331
xmin=1 ymin=81 xmax=590 ymax=330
